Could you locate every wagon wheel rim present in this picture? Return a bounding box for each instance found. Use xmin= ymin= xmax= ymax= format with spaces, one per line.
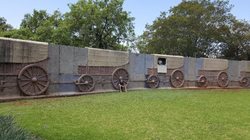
xmin=146 ymin=75 xmax=160 ymax=88
xmin=17 ymin=64 xmax=49 ymax=96
xmin=239 ymin=77 xmax=249 ymax=87
xmin=197 ymin=75 xmax=208 ymax=87
xmin=170 ymin=70 xmax=184 ymax=88
xmin=217 ymin=72 xmax=229 ymax=88
xmin=112 ymin=68 xmax=129 ymax=90
xmin=76 ymin=74 xmax=95 ymax=92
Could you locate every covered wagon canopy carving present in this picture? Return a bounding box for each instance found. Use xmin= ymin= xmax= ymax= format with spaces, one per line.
xmin=201 ymin=58 xmax=228 ymax=70
xmin=152 ymin=54 xmax=184 ymax=69
xmin=86 ymin=47 xmax=129 ymax=67
xmin=0 ymin=37 xmax=48 ymax=63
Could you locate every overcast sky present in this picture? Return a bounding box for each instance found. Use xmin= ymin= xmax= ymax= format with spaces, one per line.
xmin=0 ymin=0 xmax=249 ymax=35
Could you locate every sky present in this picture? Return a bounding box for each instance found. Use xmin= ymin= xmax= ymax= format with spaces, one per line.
xmin=0 ymin=0 xmax=250 ymax=35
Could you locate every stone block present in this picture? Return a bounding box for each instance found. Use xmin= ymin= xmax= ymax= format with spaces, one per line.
xmin=59 ymin=45 xmax=74 ymax=74
xmin=228 ymin=60 xmax=240 ymax=81
xmin=184 ymin=57 xmax=196 ymax=81
xmin=48 ymin=45 xmax=60 ymax=74
xmin=129 ymin=53 xmax=146 ymax=81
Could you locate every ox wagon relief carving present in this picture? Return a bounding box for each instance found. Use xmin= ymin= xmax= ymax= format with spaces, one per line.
xmin=0 ymin=37 xmax=250 ymax=99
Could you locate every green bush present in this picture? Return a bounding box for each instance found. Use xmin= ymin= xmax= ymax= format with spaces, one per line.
xmin=0 ymin=115 xmax=40 ymax=140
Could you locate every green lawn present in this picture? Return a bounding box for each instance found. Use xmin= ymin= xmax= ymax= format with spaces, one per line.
xmin=1 ymin=89 xmax=250 ymax=140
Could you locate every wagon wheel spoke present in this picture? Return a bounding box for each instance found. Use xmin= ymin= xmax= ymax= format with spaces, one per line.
xmin=25 ymin=69 xmax=33 ymax=78
xmin=24 ymin=84 xmax=32 ymax=92
xmin=37 ymin=74 xmax=47 ymax=79
xmin=111 ymin=68 xmax=129 ymax=90
xmin=35 ymin=84 xmax=43 ymax=91
xmin=37 ymin=81 xmax=47 ymax=87
xmin=32 ymin=84 xmax=36 ymax=94
xmin=18 ymin=64 xmax=49 ymax=96
xmin=19 ymin=78 xmax=31 ymax=81
xmin=22 ymin=72 xmax=31 ymax=79
xmin=21 ymin=82 xmax=31 ymax=87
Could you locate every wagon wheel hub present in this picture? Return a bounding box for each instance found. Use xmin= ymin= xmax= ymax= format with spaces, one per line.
xmin=84 ymin=81 xmax=89 ymax=84
xmin=31 ymin=77 xmax=38 ymax=83
xmin=176 ymin=76 xmax=180 ymax=80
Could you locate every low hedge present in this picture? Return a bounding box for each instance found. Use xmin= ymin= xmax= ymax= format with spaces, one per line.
xmin=0 ymin=115 xmax=40 ymax=140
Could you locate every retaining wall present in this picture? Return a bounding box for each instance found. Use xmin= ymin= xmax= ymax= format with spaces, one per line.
xmin=1 ymin=37 xmax=250 ymax=99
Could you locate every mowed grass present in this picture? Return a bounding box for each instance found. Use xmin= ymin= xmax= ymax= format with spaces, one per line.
xmin=1 ymin=89 xmax=250 ymax=140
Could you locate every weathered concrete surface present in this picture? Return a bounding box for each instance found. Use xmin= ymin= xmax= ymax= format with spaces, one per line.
xmin=202 ymin=58 xmax=228 ymax=70
xmin=0 ymin=37 xmax=48 ymax=63
xmin=240 ymin=61 xmax=250 ymax=72
xmin=87 ymin=47 xmax=129 ymax=66
xmin=196 ymin=58 xmax=204 ymax=74
xmin=48 ymin=45 xmax=60 ymax=80
xmin=59 ymin=45 xmax=74 ymax=74
xmin=184 ymin=57 xmax=197 ymax=81
xmin=228 ymin=60 xmax=240 ymax=81
xmin=129 ymin=53 xmax=146 ymax=81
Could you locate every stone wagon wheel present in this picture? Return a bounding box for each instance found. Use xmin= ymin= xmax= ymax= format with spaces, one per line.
xmin=217 ymin=71 xmax=229 ymax=88
xmin=197 ymin=75 xmax=208 ymax=88
xmin=146 ymin=75 xmax=160 ymax=88
xmin=239 ymin=77 xmax=249 ymax=88
xmin=170 ymin=70 xmax=185 ymax=88
xmin=76 ymin=74 xmax=95 ymax=92
xmin=112 ymin=68 xmax=129 ymax=90
xmin=17 ymin=64 xmax=49 ymax=96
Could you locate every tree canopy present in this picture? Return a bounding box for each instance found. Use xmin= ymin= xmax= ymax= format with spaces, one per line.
xmin=138 ymin=0 xmax=250 ymax=60
xmin=65 ymin=0 xmax=135 ymax=49
xmin=0 ymin=0 xmax=135 ymax=51
xmin=0 ymin=17 xmax=13 ymax=33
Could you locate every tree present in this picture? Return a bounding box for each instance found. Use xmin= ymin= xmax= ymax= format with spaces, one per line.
xmin=216 ymin=19 xmax=250 ymax=60
xmin=65 ymin=0 xmax=135 ymax=50
xmin=0 ymin=17 xmax=13 ymax=34
xmin=138 ymin=0 xmax=250 ymax=60
xmin=18 ymin=10 xmax=67 ymax=44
